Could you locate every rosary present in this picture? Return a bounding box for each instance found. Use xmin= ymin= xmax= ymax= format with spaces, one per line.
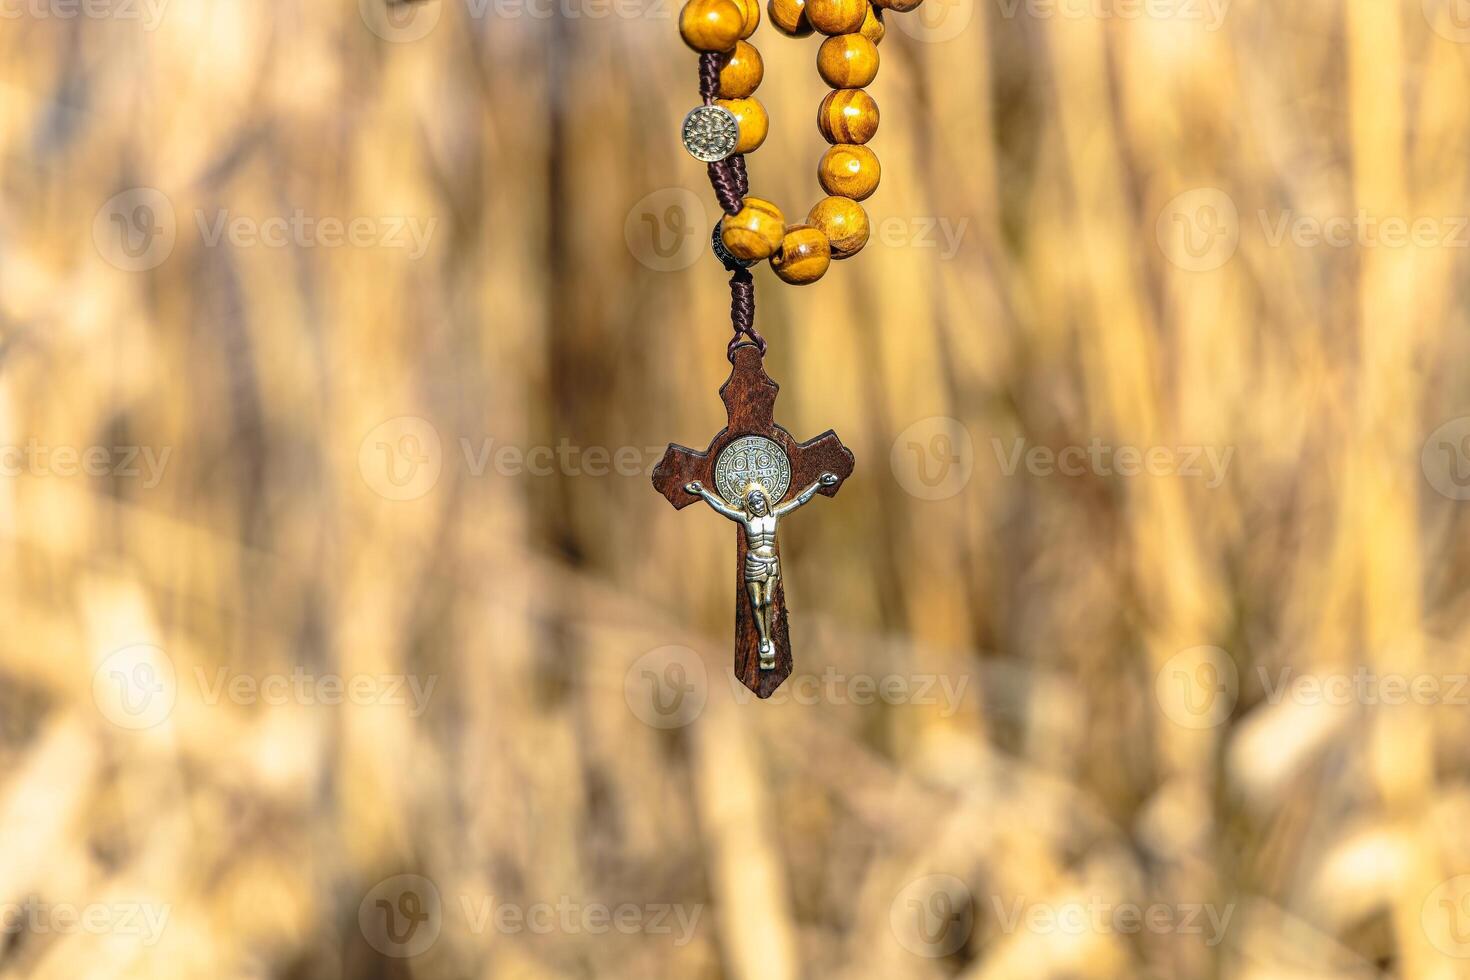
xmin=651 ymin=0 xmax=920 ymax=697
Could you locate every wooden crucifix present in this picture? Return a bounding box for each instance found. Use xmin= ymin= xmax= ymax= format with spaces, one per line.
xmin=652 ymin=343 xmax=855 ymax=698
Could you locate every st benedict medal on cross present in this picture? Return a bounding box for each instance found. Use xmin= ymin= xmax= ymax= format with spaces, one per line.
xmin=653 ymin=344 xmax=854 ymax=698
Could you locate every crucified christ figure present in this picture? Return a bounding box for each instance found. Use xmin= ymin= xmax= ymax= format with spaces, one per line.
xmin=684 ymin=472 xmax=840 ymax=670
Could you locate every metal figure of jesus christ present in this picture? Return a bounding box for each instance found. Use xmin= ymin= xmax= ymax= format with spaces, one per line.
xmin=684 ymin=473 xmax=840 ymax=669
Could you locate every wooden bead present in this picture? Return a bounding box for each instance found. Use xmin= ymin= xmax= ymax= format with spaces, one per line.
xmin=718 ymin=41 xmax=764 ymax=98
xmin=770 ymin=224 xmax=831 ymax=284
xmin=729 ymin=0 xmax=761 ymax=38
xmin=859 ymin=3 xmax=884 ymax=43
xmin=817 ymin=34 xmax=879 ymax=89
xmin=805 ymin=0 xmax=866 ymax=35
xmin=808 ymin=196 xmax=869 ymax=259
xmin=767 ymin=0 xmax=814 ymax=36
xmin=722 ymin=198 xmax=786 ymax=260
xmin=681 ymin=0 xmax=744 ymax=52
xmin=818 ymin=89 xmax=878 ymax=144
xmin=715 ymin=97 xmax=768 ymax=154
xmin=873 ymin=0 xmax=921 ymax=10
xmin=818 ymin=143 xmax=880 ymax=200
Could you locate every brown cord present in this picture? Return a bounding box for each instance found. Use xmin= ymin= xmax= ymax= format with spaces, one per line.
xmin=698 ymin=52 xmax=767 ymax=359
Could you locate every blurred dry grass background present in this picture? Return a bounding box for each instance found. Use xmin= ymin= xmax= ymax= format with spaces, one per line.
xmin=3 ymin=0 xmax=1470 ymax=976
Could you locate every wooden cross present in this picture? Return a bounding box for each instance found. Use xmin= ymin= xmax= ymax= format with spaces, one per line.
xmin=652 ymin=343 xmax=855 ymax=698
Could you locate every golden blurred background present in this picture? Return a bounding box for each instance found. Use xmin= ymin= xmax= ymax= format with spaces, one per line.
xmin=3 ymin=0 xmax=1470 ymax=976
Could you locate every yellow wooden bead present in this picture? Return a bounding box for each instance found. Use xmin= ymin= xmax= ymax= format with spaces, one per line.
xmin=680 ymin=0 xmax=744 ymax=52
xmin=818 ymin=143 xmax=880 ymax=200
xmin=859 ymin=3 xmax=884 ymax=43
xmin=817 ymin=89 xmax=878 ymax=144
xmin=808 ymin=196 xmax=869 ymax=259
xmin=729 ymin=0 xmax=761 ymax=38
xmin=718 ymin=41 xmax=764 ymax=98
xmin=805 ymin=0 xmax=866 ymax=35
xmin=817 ymin=33 xmax=879 ymax=89
xmin=767 ymin=0 xmax=814 ymax=36
xmin=873 ymin=0 xmax=921 ymax=10
xmin=722 ymin=198 xmax=786 ymax=260
xmin=770 ymin=224 xmax=831 ymax=284
xmin=715 ymin=97 xmax=768 ymax=154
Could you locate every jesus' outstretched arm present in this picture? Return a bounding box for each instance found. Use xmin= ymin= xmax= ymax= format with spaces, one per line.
xmin=685 ymin=481 xmax=746 ymax=522
xmin=773 ymin=472 xmax=839 ymax=518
